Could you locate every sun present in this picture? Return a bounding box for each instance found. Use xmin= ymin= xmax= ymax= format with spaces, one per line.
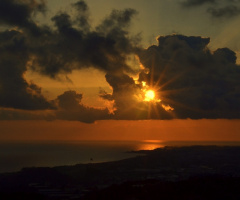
xmin=144 ymin=90 xmax=155 ymax=102
xmin=137 ymin=81 xmax=161 ymax=103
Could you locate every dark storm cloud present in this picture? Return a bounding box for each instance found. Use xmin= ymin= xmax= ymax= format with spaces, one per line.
xmin=0 ymin=29 xmax=55 ymax=110
xmin=104 ymin=72 xmax=137 ymax=111
xmin=55 ymin=90 xmax=112 ymax=123
xmin=0 ymin=1 xmax=49 ymax=110
xmin=137 ymin=34 xmax=240 ymax=119
xmin=31 ymin=4 xmax=140 ymax=77
xmin=57 ymin=91 xmax=83 ymax=110
xmin=0 ymin=90 xmax=112 ymax=123
xmin=0 ymin=0 xmax=140 ymax=77
xmin=0 ymin=0 xmax=46 ymax=35
xmin=0 ymin=0 xmax=139 ymax=120
xmin=1 ymin=0 xmax=240 ymax=122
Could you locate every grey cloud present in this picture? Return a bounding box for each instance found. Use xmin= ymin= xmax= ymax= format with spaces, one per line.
xmin=1 ymin=0 xmax=240 ymax=122
xmin=73 ymin=0 xmax=90 ymax=31
xmin=0 ymin=0 xmax=46 ymax=35
xmin=57 ymin=91 xmax=83 ymax=110
xmin=105 ymin=72 xmax=138 ymax=111
xmin=55 ymin=90 xmax=112 ymax=123
xmin=29 ymin=6 xmax=140 ymax=78
xmin=207 ymin=5 xmax=240 ymax=18
xmin=180 ymin=0 xmax=240 ymax=18
xmin=0 ymin=90 xmax=112 ymax=123
xmin=0 ymin=29 xmax=55 ymax=110
xmin=0 ymin=0 xmax=140 ymax=77
xmin=213 ymin=48 xmax=237 ymax=63
xmin=181 ymin=0 xmax=216 ymax=7
xmin=0 ymin=1 xmax=140 ymax=113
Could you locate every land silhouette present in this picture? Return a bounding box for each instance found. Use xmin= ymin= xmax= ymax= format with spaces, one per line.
xmin=1 ymin=145 xmax=240 ymax=199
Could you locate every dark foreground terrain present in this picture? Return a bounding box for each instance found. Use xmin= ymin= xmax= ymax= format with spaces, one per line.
xmin=1 ymin=145 xmax=240 ymax=199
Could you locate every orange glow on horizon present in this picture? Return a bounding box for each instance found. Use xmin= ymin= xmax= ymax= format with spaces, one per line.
xmin=1 ymin=120 xmax=240 ymax=142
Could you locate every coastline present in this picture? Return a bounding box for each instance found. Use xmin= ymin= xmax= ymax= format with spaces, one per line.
xmin=1 ymin=140 xmax=240 ymax=173
xmin=1 ymin=145 xmax=240 ymax=199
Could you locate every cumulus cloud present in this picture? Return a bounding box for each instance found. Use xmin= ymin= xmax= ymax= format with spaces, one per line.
xmin=0 ymin=90 xmax=112 ymax=123
xmin=0 ymin=0 xmax=53 ymax=110
xmin=99 ymin=71 xmax=173 ymax=120
xmin=55 ymin=90 xmax=112 ymax=123
xmin=30 ymin=4 xmax=140 ymax=77
xmin=1 ymin=0 xmax=140 ymax=77
xmin=137 ymin=34 xmax=240 ymax=119
xmin=0 ymin=29 xmax=55 ymax=110
xmin=0 ymin=0 xmax=140 ymax=122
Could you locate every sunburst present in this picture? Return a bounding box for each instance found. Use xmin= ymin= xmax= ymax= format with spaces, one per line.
xmin=144 ymin=90 xmax=155 ymax=102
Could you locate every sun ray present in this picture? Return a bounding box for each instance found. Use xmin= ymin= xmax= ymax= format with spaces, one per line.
xmin=154 ymin=65 xmax=169 ymax=88
xmin=157 ymin=71 xmax=185 ymax=91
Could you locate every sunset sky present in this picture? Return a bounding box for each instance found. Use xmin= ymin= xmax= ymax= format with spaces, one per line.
xmin=1 ymin=0 xmax=240 ymax=141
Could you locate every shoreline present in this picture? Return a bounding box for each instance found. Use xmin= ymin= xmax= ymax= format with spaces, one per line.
xmin=1 ymin=145 xmax=240 ymax=199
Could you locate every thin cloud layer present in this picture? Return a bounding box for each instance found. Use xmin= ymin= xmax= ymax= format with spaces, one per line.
xmin=207 ymin=5 xmax=240 ymax=18
xmin=181 ymin=0 xmax=216 ymax=7
xmin=181 ymin=0 xmax=240 ymax=18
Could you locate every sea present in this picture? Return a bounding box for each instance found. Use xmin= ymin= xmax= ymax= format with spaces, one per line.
xmin=1 ymin=140 xmax=240 ymax=173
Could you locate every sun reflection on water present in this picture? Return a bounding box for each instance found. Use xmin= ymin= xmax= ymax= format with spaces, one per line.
xmin=135 ymin=140 xmax=164 ymax=150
